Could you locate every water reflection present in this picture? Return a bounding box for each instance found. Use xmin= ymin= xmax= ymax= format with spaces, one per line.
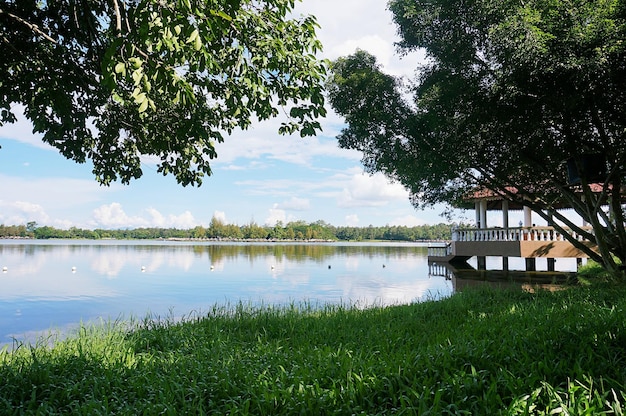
xmin=428 ymin=261 xmax=575 ymax=293
xmin=0 ymin=240 xmax=452 ymax=346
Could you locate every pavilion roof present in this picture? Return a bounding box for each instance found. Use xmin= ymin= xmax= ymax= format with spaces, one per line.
xmin=458 ymin=184 xmax=612 ymax=211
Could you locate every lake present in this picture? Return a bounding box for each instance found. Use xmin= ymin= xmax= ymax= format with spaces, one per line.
xmin=0 ymin=240 xmax=454 ymax=347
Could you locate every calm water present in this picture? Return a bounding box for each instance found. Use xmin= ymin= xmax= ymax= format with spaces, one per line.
xmin=0 ymin=240 xmax=452 ymax=346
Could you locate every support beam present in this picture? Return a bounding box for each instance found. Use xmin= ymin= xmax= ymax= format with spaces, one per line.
xmin=525 ymin=258 xmax=536 ymax=271
xmin=475 ymin=202 xmax=481 ymax=228
xmin=502 ymin=200 xmax=509 ymax=229
xmin=480 ymin=200 xmax=487 ymax=229
xmin=477 ymin=256 xmax=486 ymax=270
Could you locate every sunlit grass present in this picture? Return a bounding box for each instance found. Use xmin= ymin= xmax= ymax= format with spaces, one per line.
xmin=1 ymin=287 xmax=625 ymax=414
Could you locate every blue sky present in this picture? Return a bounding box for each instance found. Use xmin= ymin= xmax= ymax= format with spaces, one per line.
xmin=0 ymin=0 xmax=471 ymax=230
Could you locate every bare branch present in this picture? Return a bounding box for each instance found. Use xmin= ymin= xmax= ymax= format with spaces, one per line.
xmin=123 ymin=0 xmax=131 ymax=33
xmin=0 ymin=8 xmax=57 ymax=44
xmin=111 ymin=0 xmax=122 ymax=36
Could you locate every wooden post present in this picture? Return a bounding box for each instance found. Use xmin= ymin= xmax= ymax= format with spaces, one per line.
xmin=525 ymin=258 xmax=536 ymax=271
xmin=547 ymin=258 xmax=556 ymax=271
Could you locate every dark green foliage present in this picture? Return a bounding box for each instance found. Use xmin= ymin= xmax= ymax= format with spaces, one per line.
xmin=0 ymin=0 xmax=326 ymax=186
xmin=0 ymin=221 xmax=456 ymax=241
xmin=1 ymin=287 xmax=626 ymax=414
xmin=327 ymin=0 xmax=626 ymax=275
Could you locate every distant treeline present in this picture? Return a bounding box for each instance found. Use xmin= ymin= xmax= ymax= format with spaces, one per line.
xmin=0 ymin=219 xmax=457 ymax=242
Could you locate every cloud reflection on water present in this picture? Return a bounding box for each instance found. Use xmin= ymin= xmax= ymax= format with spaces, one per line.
xmin=0 ymin=240 xmax=449 ymax=346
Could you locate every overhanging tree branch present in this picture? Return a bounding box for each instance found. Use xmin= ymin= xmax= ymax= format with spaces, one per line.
xmin=0 ymin=8 xmax=57 ymax=44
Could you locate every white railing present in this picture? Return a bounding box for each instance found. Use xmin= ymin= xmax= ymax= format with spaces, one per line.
xmin=453 ymin=227 xmax=592 ymax=243
xmin=427 ymin=243 xmax=453 ymax=258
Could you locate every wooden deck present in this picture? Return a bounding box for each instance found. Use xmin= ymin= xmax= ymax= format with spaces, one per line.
xmin=428 ymin=226 xmax=594 ymax=264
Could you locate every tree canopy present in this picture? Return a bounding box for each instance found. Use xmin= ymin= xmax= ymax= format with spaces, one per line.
xmin=327 ymin=0 xmax=626 ymax=274
xmin=0 ymin=0 xmax=327 ymax=185
xmin=0 ymin=220 xmax=455 ymax=242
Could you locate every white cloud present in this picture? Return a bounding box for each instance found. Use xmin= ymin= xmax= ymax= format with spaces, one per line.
xmin=212 ymin=210 xmax=227 ymax=223
xmin=169 ymin=211 xmax=196 ymax=229
xmin=53 ymin=219 xmax=75 ymax=229
xmin=92 ymin=203 xmax=146 ymax=229
xmin=221 ymin=164 xmax=246 ymax=171
xmin=91 ymin=203 xmax=197 ymax=229
xmin=234 ymin=178 xmax=310 ymax=198
xmin=293 ymin=0 xmax=426 ymax=76
xmin=265 ymin=204 xmax=290 ymax=226
xmin=331 ymin=34 xmax=394 ymax=67
xmin=265 ymin=198 xmax=310 ymax=226
xmin=337 ymin=172 xmax=409 ymax=208
xmin=345 ymin=214 xmax=360 ymax=226
xmin=0 ymin=200 xmax=49 ymax=225
xmin=13 ymin=201 xmax=49 ymax=219
xmin=146 ymin=207 xmax=166 ymax=227
xmin=278 ymin=197 xmax=310 ymax=211
xmin=0 ymin=174 xmax=114 ymax=210
xmin=388 ymin=215 xmax=426 ymax=227
xmin=234 ymin=168 xmax=411 ymax=213
xmin=212 ymin=117 xmax=359 ymax=169
xmin=0 ymin=200 xmax=75 ymax=229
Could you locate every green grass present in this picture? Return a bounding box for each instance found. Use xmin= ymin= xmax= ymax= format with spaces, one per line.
xmin=1 ymin=287 xmax=626 ymax=414
xmin=578 ymin=260 xmax=623 ymax=283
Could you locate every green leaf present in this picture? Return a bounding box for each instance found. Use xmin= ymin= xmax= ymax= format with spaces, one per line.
xmin=114 ymin=62 xmax=126 ymax=75
xmin=134 ymin=92 xmax=147 ymax=104
xmin=187 ymin=29 xmax=199 ymax=44
xmin=210 ymin=10 xmax=233 ymax=21
xmin=138 ymin=99 xmax=149 ymax=113
xmin=112 ymin=92 xmax=125 ymax=104
xmin=130 ymin=57 xmax=143 ymax=69
xmin=132 ymin=70 xmax=143 ymax=86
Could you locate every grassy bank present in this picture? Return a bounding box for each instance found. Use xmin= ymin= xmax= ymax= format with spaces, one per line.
xmin=1 ymin=286 xmax=625 ymax=414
